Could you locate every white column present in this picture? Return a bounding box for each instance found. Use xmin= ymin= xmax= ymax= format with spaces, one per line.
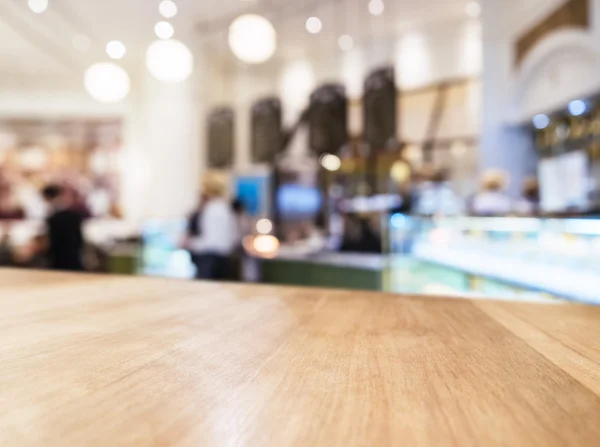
xmin=121 ymin=65 xmax=200 ymax=220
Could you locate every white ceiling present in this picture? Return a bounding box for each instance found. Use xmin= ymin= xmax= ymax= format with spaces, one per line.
xmin=0 ymin=0 xmax=471 ymax=83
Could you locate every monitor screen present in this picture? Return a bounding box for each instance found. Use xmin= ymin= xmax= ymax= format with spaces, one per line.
xmin=276 ymin=184 xmax=322 ymax=219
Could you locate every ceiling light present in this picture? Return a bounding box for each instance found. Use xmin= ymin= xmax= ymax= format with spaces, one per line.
xmin=72 ymin=34 xmax=91 ymax=53
xmin=28 ymin=0 xmax=48 ymax=14
xmin=338 ymin=35 xmax=354 ymax=52
xmin=106 ymin=41 xmax=126 ymax=60
xmin=321 ymin=154 xmax=342 ymax=172
xmin=155 ymin=21 xmax=174 ymax=40
xmin=465 ymin=1 xmax=481 ymax=18
xmin=229 ymin=14 xmax=277 ymax=64
xmin=306 ymin=17 xmax=322 ymax=34
xmin=146 ymin=39 xmax=194 ymax=83
xmin=368 ymin=0 xmax=385 ymax=16
xmin=532 ymin=114 xmax=550 ymax=130
xmin=159 ymin=0 xmax=178 ymax=19
xmin=84 ymin=63 xmax=131 ymax=103
xmin=568 ymin=99 xmax=587 ymax=116
xmin=256 ymin=219 xmax=273 ymax=235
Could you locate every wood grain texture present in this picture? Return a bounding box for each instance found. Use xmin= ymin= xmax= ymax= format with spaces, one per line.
xmin=0 ymin=269 xmax=600 ymax=446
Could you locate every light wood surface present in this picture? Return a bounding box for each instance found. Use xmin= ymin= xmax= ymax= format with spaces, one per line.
xmin=1 ymin=269 xmax=600 ymax=446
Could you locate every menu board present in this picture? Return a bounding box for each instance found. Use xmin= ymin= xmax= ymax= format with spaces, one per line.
xmin=309 ymin=84 xmax=348 ymax=156
xmin=251 ymin=98 xmax=282 ymax=164
xmin=363 ymin=66 xmax=397 ymax=152
xmin=207 ymin=108 xmax=234 ymax=168
xmin=539 ymin=150 xmax=589 ymax=212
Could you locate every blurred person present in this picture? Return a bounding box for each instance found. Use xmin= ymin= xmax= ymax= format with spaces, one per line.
xmin=231 ymin=199 xmax=254 ymax=281
xmin=232 ymin=198 xmax=251 ymax=238
xmin=414 ymin=167 xmax=462 ymax=216
xmin=471 ymin=169 xmax=512 ymax=216
xmin=514 ymin=177 xmax=540 ymax=216
xmin=184 ymin=192 xmax=207 ymax=275
xmin=340 ymin=213 xmax=381 ymax=253
xmin=187 ymin=172 xmax=238 ymax=280
xmin=0 ymin=224 xmax=13 ymax=266
xmin=42 ymin=184 xmax=85 ymax=271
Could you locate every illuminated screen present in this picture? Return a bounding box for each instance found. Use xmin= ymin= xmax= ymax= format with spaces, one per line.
xmin=276 ymin=184 xmax=322 ymax=219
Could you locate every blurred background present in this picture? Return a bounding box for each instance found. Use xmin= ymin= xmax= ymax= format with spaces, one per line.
xmin=0 ymin=0 xmax=599 ymax=304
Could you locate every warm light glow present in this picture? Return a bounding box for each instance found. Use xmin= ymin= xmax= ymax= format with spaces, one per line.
xmin=321 ymin=154 xmax=342 ymax=172
xmin=256 ymin=218 xmax=273 ymax=235
xmin=368 ymin=0 xmax=385 ymax=16
xmin=72 ymin=34 xmax=91 ymax=52
xmin=146 ymin=39 xmax=194 ymax=83
xmin=253 ymin=235 xmax=280 ymax=257
xmin=155 ymin=21 xmax=174 ymax=40
xmin=28 ymin=0 xmax=48 ymax=14
xmin=338 ymin=35 xmax=354 ymax=52
xmin=84 ymin=63 xmax=130 ymax=103
xmin=391 ymin=161 xmax=410 ymax=183
xmin=229 ymin=14 xmax=276 ymax=64
xmin=159 ymin=0 xmax=178 ymax=18
xmin=465 ymin=1 xmax=481 ymax=18
xmin=306 ymin=17 xmax=322 ymax=34
xmin=106 ymin=40 xmax=126 ymax=60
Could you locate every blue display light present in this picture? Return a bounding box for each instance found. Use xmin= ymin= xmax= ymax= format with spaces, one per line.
xmin=390 ymin=213 xmax=406 ymax=229
xmin=568 ymin=99 xmax=587 ymax=116
xmin=532 ymin=114 xmax=550 ymax=129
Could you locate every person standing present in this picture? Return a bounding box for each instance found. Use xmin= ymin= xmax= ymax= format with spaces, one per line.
xmin=188 ymin=173 xmax=238 ymax=280
xmin=42 ymin=185 xmax=85 ymax=272
xmin=471 ymin=170 xmax=512 ymax=216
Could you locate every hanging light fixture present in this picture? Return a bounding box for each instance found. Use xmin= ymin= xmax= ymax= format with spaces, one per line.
xmin=28 ymin=0 xmax=48 ymax=14
xmin=84 ymin=63 xmax=131 ymax=103
xmin=106 ymin=41 xmax=126 ymax=60
xmin=155 ymin=21 xmax=175 ymax=40
xmin=368 ymin=0 xmax=385 ymax=16
xmin=229 ymin=14 xmax=277 ymax=64
xmin=145 ymin=39 xmax=194 ymax=83
xmin=159 ymin=0 xmax=178 ymax=19
xmin=306 ymin=17 xmax=322 ymax=34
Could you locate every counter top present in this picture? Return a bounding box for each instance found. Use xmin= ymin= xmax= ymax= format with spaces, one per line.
xmin=272 ymin=251 xmax=388 ymax=270
xmin=1 ymin=269 xmax=600 ymax=446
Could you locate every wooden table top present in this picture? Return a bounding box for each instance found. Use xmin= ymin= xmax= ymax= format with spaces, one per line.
xmin=1 ymin=269 xmax=600 ymax=446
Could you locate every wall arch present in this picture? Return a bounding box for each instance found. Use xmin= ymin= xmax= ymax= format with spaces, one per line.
xmin=514 ymin=29 xmax=600 ymax=119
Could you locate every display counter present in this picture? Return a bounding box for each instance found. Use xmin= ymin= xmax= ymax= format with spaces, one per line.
xmin=262 ymin=252 xmax=386 ymax=290
xmin=0 ymin=218 xmax=142 ymax=274
xmin=1 ymin=269 xmax=599 ymax=445
xmin=391 ymin=216 xmax=600 ymax=304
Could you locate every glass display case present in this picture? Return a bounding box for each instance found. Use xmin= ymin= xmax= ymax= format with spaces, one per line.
xmin=389 ymin=216 xmax=600 ymax=304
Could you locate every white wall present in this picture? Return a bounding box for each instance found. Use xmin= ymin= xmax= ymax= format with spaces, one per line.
xmin=0 ymin=86 xmax=129 ymax=119
xmin=480 ymin=0 xmax=600 ymax=194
